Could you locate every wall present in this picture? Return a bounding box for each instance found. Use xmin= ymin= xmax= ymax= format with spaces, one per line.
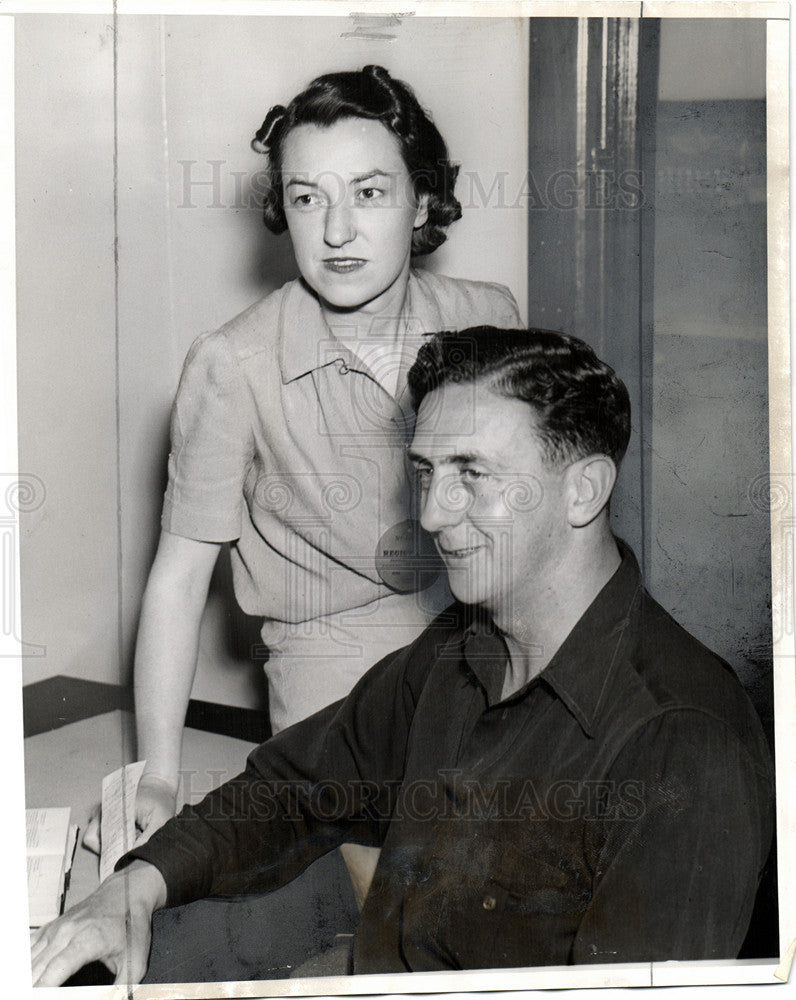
xmin=658 ymin=17 xmax=766 ymax=101
xmin=16 ymin=15 xmax=120 ymax=690
xmin=650 ymin=19 xmax=771 ymax=729
xmin=16 ymin=14 xmax=529 ymax=707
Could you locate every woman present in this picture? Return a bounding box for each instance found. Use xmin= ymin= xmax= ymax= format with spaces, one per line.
xmin=131 ymin=66 xmax=521 ymax=904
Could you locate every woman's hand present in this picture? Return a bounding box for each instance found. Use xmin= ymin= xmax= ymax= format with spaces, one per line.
xmin=81 ymin=774 xmax=177 ymax=857
xmin=133 ymin=773 xmax=178 ymax=847
xmin=81 ymin=802 xmax=102 ymax=855
xmin=30 ymin=860 xmax=166 ymax=986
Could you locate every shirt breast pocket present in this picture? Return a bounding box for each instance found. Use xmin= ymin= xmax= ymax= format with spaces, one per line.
xmin=477 ymin=839 xmax=593 ymax=967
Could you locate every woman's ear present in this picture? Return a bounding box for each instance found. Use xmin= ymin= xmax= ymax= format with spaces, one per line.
xmin=413 ymin=193 xmax=430 ymax=230
xmin=566 ymin=455 xmax=617 ymax=527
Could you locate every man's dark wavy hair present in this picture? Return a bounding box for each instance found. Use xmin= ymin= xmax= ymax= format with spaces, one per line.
xmin=407 ymin=327 xmax=632 ymax=468
xmin=250 ymin=65 xmax=461 ymax=256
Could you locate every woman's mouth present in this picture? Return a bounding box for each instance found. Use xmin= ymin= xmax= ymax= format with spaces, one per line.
xmin=323 ymin=258 xmax=367 ymax=274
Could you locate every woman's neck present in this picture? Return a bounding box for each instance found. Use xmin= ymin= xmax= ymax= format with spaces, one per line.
xmin=319 ymin=267 xmax=412 ymax=344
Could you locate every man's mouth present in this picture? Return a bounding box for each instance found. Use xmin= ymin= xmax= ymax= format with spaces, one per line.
xmin=323 ymin=257 xmax=366 ymax=274
xmin=438 ymin=542 xmax=484 ymax=560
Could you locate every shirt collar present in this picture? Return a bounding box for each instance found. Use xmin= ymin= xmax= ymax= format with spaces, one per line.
xmin=279 ymin=278 xmax=353 ymax=384
xmin=459 ymin=540 xmax=642 ymax=735
xmin=538 ymin=539 xmax=642 ymax=737
xmin=278 ymin=271 xmax=435 ymax=386
xmin=461 ymin=610 xmax=510 ymax=707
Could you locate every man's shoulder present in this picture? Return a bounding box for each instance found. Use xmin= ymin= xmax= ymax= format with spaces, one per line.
xmin=629 ymin=590 xmax=769 ymax=755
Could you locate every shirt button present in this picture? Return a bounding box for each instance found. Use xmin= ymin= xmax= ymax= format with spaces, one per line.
xmin=482 ymin=895 xmax=497 ymax=911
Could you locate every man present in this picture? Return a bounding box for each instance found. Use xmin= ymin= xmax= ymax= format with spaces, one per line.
xmin=31 ymin=328 xmax=773 ymax=985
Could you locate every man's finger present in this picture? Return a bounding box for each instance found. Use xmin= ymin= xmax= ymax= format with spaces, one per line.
xmin=33 ymin=932 xmax=111 ymax=988
xmin=113 ymin=947 xmax=148 ymax=987
xmin=29 ymin=927 xmax=56 ymax=961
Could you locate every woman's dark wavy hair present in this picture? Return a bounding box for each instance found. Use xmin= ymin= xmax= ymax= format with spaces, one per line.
xmin=407 ymin=327 xmax=632 ymax=468
xmin=251 ymin=65 xmax=462 ymax=256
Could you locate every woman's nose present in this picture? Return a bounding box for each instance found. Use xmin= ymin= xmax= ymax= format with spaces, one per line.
xmin=323 ymin=201 xmax=355 ymax=247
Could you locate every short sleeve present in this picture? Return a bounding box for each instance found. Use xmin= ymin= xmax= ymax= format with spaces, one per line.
xmin=161 ymin=332 xmax=254 ymax=542
xmin=483 ymin=281 xmax=523 ymax=328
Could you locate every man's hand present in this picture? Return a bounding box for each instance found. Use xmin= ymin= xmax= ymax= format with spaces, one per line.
xmin=30 ymin=860 xmax=167 ymax=986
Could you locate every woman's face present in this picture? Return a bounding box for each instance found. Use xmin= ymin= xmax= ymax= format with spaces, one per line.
xmin=280 ymin=118 xmax=429 ymax=315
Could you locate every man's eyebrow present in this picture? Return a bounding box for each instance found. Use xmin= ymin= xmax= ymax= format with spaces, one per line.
xmin=407 ymin=449 xmax=488 ymax=466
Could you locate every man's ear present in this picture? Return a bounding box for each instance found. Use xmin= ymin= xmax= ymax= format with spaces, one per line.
xmin=413 ymin=192 xmax=430 ymax=230
xmin=565 ymin=455 xmax=617 ymax=527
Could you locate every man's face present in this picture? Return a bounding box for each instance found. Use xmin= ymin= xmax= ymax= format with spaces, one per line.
xmin=410 ymin=381 xmax=570 ymax=621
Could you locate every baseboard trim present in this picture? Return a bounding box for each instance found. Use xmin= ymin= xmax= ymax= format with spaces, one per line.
xmin=23 ymin=675 xmax=270 ymax=743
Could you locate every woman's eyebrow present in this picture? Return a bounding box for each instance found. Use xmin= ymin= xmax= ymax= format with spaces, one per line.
xmin=285 ymin=170 xmax=392 ymax=190
xmin=350 ymin=169 xmax=391 ymax=184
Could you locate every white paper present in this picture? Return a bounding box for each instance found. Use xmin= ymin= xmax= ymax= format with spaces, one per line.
xmin=26 ymin=807 xmax=71 ymax=927
xmin=99 ymin=760 xmax=146 ymax=882
xmin=25 ymin=806 xmax=70 ymax=856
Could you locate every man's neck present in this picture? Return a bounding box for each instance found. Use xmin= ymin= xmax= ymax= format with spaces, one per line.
xmin=494 ymin=530 xmax=622 ymax=699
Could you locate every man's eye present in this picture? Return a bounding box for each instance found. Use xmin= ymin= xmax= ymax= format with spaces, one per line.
xmin=461 ymin=468 xmax=485 ymax=482
xmin=414 ymin=467 xmax=432 ymax=488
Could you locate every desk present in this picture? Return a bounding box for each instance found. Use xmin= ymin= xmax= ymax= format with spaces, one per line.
xmin=25 ymin=709 xmax=358 ymax=984
xmin=25 ymin=709 xmax=257 ymax=908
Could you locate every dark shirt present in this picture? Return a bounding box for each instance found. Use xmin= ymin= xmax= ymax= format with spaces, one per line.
xmin=129 ymin=542 xmax=774 ymax=973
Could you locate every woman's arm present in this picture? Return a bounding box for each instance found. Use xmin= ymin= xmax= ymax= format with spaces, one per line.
xmin=133 ymin=529 xmax=222 ymax=842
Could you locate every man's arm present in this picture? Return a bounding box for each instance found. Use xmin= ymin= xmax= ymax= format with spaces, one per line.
xmin=572 ymin=710 xmax=774 ymax=963
xmin=30 ymin=861 xmax=167 ymax=987
xmin=125 ymin=624 xmax=439 ymax=908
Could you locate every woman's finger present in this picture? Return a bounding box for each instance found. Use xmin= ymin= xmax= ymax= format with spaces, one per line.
xmin=82 ymin=810 xmax=101 ymax=855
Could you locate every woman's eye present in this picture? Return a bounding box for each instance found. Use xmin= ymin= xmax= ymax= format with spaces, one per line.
xmin=292 ymin=193 xmax=317 ymax=207
xmin=357 ymin=187 xmax=383 ymax=202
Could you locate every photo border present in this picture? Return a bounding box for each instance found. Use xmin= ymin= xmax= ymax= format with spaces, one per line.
xmin=3 ymin=2 xmax=792 ymax=997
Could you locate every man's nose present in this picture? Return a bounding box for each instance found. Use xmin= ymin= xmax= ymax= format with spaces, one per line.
xmin=419 ymin=473 xmax=470 ymax=534
xmin=323 ymin=200 xmax=355 ymax=247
